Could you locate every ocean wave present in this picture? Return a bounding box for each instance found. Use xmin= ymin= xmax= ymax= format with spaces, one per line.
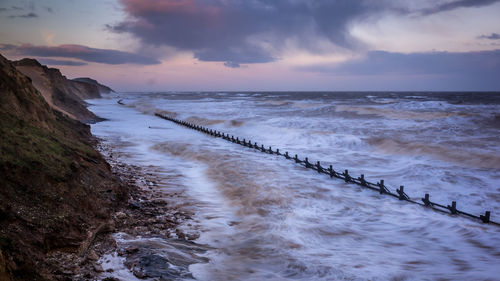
xmin=367 ymin=137 xmax=500 ymax=169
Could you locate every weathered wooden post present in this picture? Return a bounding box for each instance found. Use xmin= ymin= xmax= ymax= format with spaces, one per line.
xmin=422 ymin=194 xmax=431 ymax=206
xmin=359 ymin=174 xmax=366 ymax=186
xmin=316 ymin=161 xmax=322 ymax=173
xmin=480 ymin=211 xmax=491 ymax=223
xmin=396 ymin=186 xmax=409 ymax=200
xmin=447 ymin=201 xmax=458 ymax=214
xmin=305 ymin=157 xmax=311 ymax=168
xmin=328 ymin=165 xmax=335 ymax=178
xmin=343 ymin=169 xmax=351 ymax=182
xmin=378 ymin=180 xmax=386 ymax=194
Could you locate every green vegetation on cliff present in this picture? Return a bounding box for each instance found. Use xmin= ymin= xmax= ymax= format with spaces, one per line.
xmin=0 ymin=54 xmax=125 ymax=280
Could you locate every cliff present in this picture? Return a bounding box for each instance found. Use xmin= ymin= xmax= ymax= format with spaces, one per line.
xmin=72 ymin=77 xmax=114 ymax=94
xmin=12 ymin=58 xmax=108 ymax=122
xmin=0 ymin=54 xmax=126 ymax=280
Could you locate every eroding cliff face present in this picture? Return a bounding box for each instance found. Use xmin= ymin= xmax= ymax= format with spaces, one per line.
xmin=0 ymin=54 xmax=126 ymax=280
xmin=72 ymin=77 xmax=114 ymax=95
xmin=12 ymin=58 xmax=107 ymax=122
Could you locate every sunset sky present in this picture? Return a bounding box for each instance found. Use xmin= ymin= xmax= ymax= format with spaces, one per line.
xmin=1 ymin=0 xmax=499 ymax=91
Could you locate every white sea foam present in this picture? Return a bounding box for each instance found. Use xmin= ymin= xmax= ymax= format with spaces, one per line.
xmin=99 ymin=252 xmax=147 ymax=281
xmin=88 ymin=92 xmax=500 ymax=280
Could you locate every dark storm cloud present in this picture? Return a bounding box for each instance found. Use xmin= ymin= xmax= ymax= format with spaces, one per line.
xmin=37 ymin=59 xmax=88 ymax=66
xmin=112 ymin=0 xmax=378 ymax=67
xmin=9 ymin=12 xmax=38 ymax=18
xmin=0 ymin=44 xmax=160 ymax=65
xmin=420 ymin=0 xmax=500 ymax=15
xmin=112 ymin=0 xmax=500 ymax=68
xmin=478 ymin=33 xmax=500 ymax=40
xmin=0 ymin=6 xmax=22 ymax=12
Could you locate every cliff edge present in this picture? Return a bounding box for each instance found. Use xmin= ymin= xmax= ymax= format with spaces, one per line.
xmin=72 ymin=77 xmax=114 ymax=95
xmin=0 ymin=54 xmax=126 ymax=280
xmin=12 ymin=58 xmax=109 ymax=122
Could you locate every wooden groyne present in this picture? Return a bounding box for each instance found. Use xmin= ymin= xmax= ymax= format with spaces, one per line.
xmin=154 ymin=112 xmax=498 ymax=226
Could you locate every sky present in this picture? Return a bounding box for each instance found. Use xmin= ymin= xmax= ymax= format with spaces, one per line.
xmin=1 ymin=0 xmax=499 ymax=91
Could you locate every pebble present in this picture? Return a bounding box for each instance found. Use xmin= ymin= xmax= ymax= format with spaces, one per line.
xmin=87 ymin=250 xmax=99 ymax=261
xmin=93 ymin=264 xmax=104 ymax=273
xmin=115 ymin=211 xmax=127 ymax=220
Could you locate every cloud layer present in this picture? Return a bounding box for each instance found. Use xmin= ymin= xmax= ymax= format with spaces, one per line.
xmin=112 ymin=0 xmax=380 ymax=67
xmin=111 ymin=0 xmax=500 ymax=67
xmin=0 ymin=44 xmax=160 ymax=65
xmin=306 ymin=49 xmax=500 ymax=74
xmin=478 ymin=33 xmax=500 ymax=40
xmin=301 ymin=49 xmax=500 ymax=89
xmin=37 ymin=58 xmax=88 ymax=66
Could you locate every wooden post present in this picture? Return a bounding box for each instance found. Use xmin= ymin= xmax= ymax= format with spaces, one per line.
xmin=359 ymin=174 xmax=366 ymax=186
xmin=447 ymin=201 xmax=458 ymax=214
xmin=397 ymin=186 xmax=408 ymax=200
xmin=480 ymin=211 xmax=491 ymax=223
xmin=295 ymin=154 xmax=299 ymax=163
xmin=378 ymin=180 xmax=385 ymax=194
xmin=329 ymin=165 xmax=334 ymax=178
xmin=422 ymin=194 xmax=431 ymax=206
xmin=285 ymin=151 xmax=290 ymax=159
xmin=344 ymin=169 xmax=350 ymax=182
xmin=316 ymin=161 xmax=322 ymax=173
xmin=305 ymin=157 xmax=311 ymax=168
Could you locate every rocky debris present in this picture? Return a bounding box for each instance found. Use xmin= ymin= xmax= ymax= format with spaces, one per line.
xmin=62 ymin=141 xmax=209 ymax=280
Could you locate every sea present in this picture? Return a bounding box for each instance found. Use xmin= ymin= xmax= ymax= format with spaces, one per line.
xmin=87 ymin=92 xmax=500 ymax=281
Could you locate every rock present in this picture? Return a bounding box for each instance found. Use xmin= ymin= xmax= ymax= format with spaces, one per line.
xmin=87 ymin=250 xmax=99 ymax=261
xmin=115 ymin=211 xmax=127 ymax=220
xmin=127 ymin=254 xmax=188 ymax=280
xmin=128 ymin=201 xmax=141 ymax=210
xmin=93 ymin=263 xmax=104 ymax=273
xmin=125 ymin=247 xmax=139 ymax=254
